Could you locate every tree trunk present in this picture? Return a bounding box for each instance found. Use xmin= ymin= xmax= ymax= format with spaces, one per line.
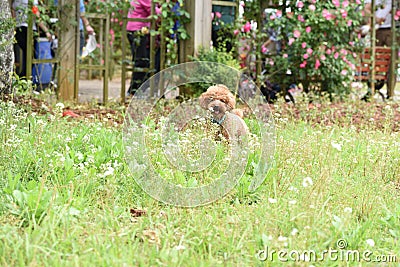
xmin=0 ymin=0 xmax=14 ymax=95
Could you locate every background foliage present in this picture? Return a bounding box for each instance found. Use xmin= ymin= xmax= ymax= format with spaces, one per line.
xmin=234 ymin=0 xmax=365 ymax=96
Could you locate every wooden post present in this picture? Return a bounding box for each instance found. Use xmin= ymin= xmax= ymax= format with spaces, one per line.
xmin=58 ymin=0 xmax=78 ymax=101
xmin=388 ymin=0 xmax=396 ymax=98
xmin=370 ymin=0 xmax=376 ymax=97
xmin=103 ymin=14 xmax=110 ymax=103
xmin=26 ymin=0 xmax=33 ymax=81
xmin=181 ymin=0 xmax=212 ymax=61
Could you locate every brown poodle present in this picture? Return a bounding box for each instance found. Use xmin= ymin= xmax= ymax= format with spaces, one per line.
xmin=199 ymin=84 xmax=249 ymax=141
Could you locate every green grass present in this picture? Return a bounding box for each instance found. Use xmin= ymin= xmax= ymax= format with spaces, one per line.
xmin=0 ymin=98 xmax=399 ymax=266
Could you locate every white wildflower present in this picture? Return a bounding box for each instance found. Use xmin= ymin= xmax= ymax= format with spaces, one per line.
xmin=55 ymin=102 xmax=65 ymax=110
xmin=103 ymin=166 xmax=115 ymax=177
xmin=366 ymin=239 xmax=375 ymax=247
xmin=291 ymin=228 xmax=299 ymax=236
xmin=302 ymin=177 xmax=314 ymax=187
xmin=268 ymin=198 xmax=277 ymax=204
xmin=174 ymin=245 xmax=186 ymax=251
xmin=278 ymin=236 xmax=287 ymax=242
xmin=331 ymin=141 xmax=342 ymax=151
xmin=288 ymin=185 xmax=299 ymax=192
xmin=344 ymin=207 xmax=352 ymax=213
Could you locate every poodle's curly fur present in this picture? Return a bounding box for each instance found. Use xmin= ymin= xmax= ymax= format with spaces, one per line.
xmin=199 ymin=84 xmax=249 ymax=141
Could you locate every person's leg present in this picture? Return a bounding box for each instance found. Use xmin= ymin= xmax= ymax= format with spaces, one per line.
xmin=128 ymin=32 xmax=150 ymax=95
xmin=135 ymin=34 xmax=150 ymax=68
xmin=79 ymin=30 xmax=85 ymax=56
xmin=15 ymin=27 xmax=28 ymax=78
xmin=127 ymin=31 xmax=138 ymax=95
xmin=376 ymin=29 xmax=395 ymax=98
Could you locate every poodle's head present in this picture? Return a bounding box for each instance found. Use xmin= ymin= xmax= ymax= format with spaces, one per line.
xmin=207 ymin=99 xmax=229 ymax=118
xmin=198 ymin=84 xmax=236 ymax=111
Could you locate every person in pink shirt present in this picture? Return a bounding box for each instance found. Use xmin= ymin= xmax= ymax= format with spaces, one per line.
xmin=127 ymin=0 xmax=153 ymax=96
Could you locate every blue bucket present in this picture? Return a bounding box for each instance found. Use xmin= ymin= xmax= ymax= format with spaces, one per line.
xmin=32 ymin=38 xmax=53 ymax=86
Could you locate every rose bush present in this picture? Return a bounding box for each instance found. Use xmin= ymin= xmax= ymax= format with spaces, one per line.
xmin=237 ymin=0 xmax=366 ymax=97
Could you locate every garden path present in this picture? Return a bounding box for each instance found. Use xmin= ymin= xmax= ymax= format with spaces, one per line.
xmin=78 ymin=78 xmax=129 ymax=103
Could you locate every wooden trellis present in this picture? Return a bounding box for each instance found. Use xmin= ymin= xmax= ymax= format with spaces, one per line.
xmin=24 ymin=0 xmax=111 ymax=102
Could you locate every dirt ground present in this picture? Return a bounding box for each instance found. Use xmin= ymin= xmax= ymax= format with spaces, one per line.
xmin=5 ymin=85 xmax=400 ymax=132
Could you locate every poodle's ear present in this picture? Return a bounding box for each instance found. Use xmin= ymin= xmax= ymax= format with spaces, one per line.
xmin=231 ymin=108 xmax=244 ymax=118
xmin=198 ymin=93 xmax=210 ymax=109
xmin=226 ymin=95 xmax=236 ymax=110
xmin=217 ymin=85 xmax=236 ymax=109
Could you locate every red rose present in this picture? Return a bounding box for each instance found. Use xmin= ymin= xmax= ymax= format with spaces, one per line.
xmin=32 ymin=6 xmax=39 ymax=15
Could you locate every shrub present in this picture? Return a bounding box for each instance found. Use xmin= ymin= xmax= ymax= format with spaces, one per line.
xmin=236 ymin=0 xmax=365 ymax=97
xmin=184 ymin=47 xmax=242 ymax=97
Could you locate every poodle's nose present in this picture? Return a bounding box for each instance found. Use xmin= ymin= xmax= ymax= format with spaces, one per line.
xmin=212 ymin=106 xmax=220 ymax=112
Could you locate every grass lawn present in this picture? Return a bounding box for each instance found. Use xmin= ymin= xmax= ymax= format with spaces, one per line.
xmin=0 ymin=95 xmax=399 ymax=266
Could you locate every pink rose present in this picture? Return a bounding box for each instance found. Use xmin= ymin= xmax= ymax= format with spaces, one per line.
xmin=261 ymin=46 xmax=267 ymax=53
xmin=297 ymin=1 xmax=304 ymax=8
xmin=395 ymin=10 xmax=400 ymax=20
xmin=341 ymin=69 xmax=348 ymax=76
xmin=309 ymin=5 xmax=316 ymax=11
xmin=332 ymin=0 xmax=340 ymax=8
xmin=323 ymin=9 xmax=335 ymax=20
xmin=347 ymin=20 xmax=353 ymax=26
xmin=243 ymin=21 xmax=251 ymax=33
xmin=303 ymin=54 xmax=309 ymax=59
xmin=306 ymin=26 xmax=311 ymax=33
xmin=297 ymin=15 xmax=305 ymax=22
xmin=233 ymin=29 xmax=240 ymax=36
xmin=342 ymin=0 xmax=349 ymax=8
xmin=288 ymin=37 xmax=295 ymax=45
xmin=326 ymin=49 xmax=332 ymax=55
xmin=307 ymin=48 xmax=313 ymax=54
xmin=302 ymin=42 xmax=307 ymax=48
xmin=293 ymin=30 xmax=301 ymax=38
xmin=300 ymin=61 xmax=307 ymax=68
xmin=315 ymin=59 xmax=321 ymax=70
xmin=334 ymin=52 xmax=339 ymax=59
xmin=320 ymin=54 xmax=326 ymax=61
xmin=215 ymin=12 xmax=222 ymax=19
xmin=268 ymin=59 xmax=274 ymax=66
xmin=340 ymin=9 xmax=348 ymax=18
xmin=283 ymin=53 xmax=288 ymax=58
